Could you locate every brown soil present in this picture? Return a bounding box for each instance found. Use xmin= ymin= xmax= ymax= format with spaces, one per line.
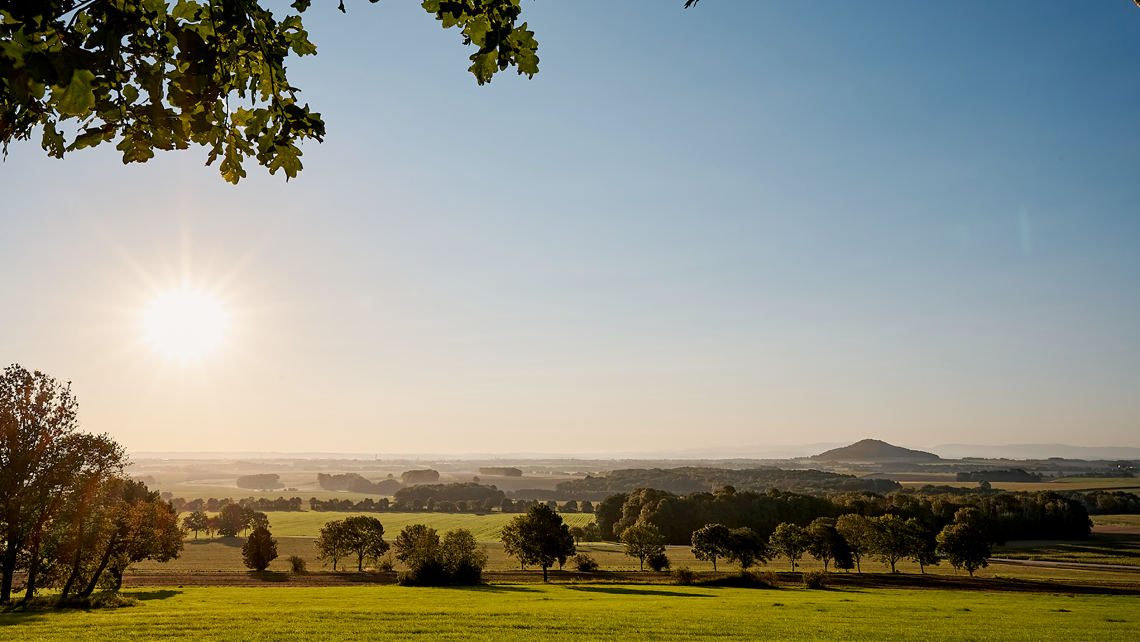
xmin=120 ymin=570 xmax=1140 ymax=595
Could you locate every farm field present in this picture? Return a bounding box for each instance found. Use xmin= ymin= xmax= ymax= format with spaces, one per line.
xmin=899 ymin=478 xmax=1140 ymax=493
xmin=993 ymin=532 xmax=1140 ymax=567
xmin=1093 ymin=515 xmax=1140 ymax=530
xmin=4 ymin=585 xmax=1138 ymax=641
xmin=191 ymin=511 xmax=597 ymax=540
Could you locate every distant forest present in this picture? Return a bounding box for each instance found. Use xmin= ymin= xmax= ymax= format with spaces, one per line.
xmin=513 ymin=468 xmax=902 ymax=500
xmin=317 ymin=473 xmax=402 ymax=495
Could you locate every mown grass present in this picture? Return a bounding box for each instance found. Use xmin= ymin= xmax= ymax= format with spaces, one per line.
xmin=3 ymin=585 xmax=1137 ymax=641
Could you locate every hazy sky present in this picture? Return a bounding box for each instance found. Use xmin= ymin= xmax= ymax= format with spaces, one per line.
xmin=2 ymin=1 xmax=1138 ymax=454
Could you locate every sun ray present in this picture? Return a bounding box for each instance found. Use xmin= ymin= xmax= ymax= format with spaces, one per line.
xmin=143 ymin=288 xmax=229 ymax=359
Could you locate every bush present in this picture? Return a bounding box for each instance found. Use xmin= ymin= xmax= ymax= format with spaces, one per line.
xmin=571 ymin=553 xmax=599 ymax=572
xmin=396 ymin=560 xmax=450 ymax=587
xmin=376 ymin=552 xmax=395 ymax=572
xmin=753 ymin=570 xmax=779 ymax=588
xmin=671 ymin=566 xmax=697 ymax=585
xmin=288 ymin=555 xmax=307 ymax=573
xmin=802 ymin=569 xmax=829 ymax=589
xmin=647 ymin=552 xmax=671 ymax=572
xmin=87 ymin=593 xmax=140 ymax=609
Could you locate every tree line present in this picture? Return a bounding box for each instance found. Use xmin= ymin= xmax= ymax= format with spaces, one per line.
xmin=0 ymin=365 xmax=184 ymax=604
xmin=546 ymin=468 xmax=902 ymax=500
xmin=168 ymin=496 xmax=304 ymax=513
xmin=308 ymin=496 xmax=596 ymax=514
xmin=594 ymin=485 xmax=1091 ymax=549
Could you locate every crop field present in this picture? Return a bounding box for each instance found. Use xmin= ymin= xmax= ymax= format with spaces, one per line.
xmin=898 ymin=478 xmax=1140 ymax=493
xmin=993 ymin=533 xmax=1140 ymax=567
xmin=1094 ymin=515 xmax=1140 ymax=530
xmin=4 ymin=585 xmax=1138 ymax=641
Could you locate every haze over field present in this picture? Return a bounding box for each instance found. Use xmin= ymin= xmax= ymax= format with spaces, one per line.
xmin=2 ymin=1 xmax=1138 ymax=455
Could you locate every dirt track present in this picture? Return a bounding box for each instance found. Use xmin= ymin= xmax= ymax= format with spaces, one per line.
xmin=120 ymin=570 xmax=1140 ymax=595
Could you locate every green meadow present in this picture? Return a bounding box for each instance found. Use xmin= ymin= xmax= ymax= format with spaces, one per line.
xmin=251 ymin=511 xmax=596 ymax=540
xmin=4 ymin=585 xmax=1137 ymax=641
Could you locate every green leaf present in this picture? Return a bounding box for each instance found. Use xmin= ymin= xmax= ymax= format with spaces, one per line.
xmin=40 ymin=122 xmax=65 ymax=158
xmin=52 ymin=69 xmax=97 ymax=115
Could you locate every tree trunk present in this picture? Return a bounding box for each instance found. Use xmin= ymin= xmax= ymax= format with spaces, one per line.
xmin=23 ymin=536 xmax=43 ymax=601
xmin=712 ymin=557 xmax=717 ymax=572
xmin=0 ymin=530 xmax=19 ymax=602
xmin=79 ymin=535 xmax=118 ymax=598
xmin=542 ymin=564 xmax=548 ymax=582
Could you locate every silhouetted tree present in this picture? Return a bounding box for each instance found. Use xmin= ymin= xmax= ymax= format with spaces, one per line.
xmin=243 ymin=526 xmax=278 ymax=571
xmin=620 ymin=522 xmax=666 ymax=571
xmin=936 ymin=523 xmax=990 ymax=577
xmin=342 ymin=516 xmax=389 ymax=571
xmin=769 ymin=523 xmax=810 ymax=571
xmin=500 ymin=504 xmax=575 ymax=582
xmin=726 ymin=527 xmax=769 ymax=570
xmin=691 ymin=524 xmax=732 ymax=572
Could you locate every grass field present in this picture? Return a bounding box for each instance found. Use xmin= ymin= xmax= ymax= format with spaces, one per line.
xmin=252 ymin=511 xmax=596 ymax=540
xmin=3 ymin=585 xmax=1137 ymax=641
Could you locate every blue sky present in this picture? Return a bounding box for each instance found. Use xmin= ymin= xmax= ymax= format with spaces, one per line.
xmin=1 ymin=0 xmax=1137 ymax=453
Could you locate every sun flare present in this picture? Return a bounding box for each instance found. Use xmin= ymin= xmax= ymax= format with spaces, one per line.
xmin=143 ymin=288 xmax=228 ymax=359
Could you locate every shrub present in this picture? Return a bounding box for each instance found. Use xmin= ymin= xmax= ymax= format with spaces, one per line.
xmin=288 ymin=555 xmax=307 ymax=573
xmin=753 ymin=570 xmax=779 ymax=588
xmin=242 ymin=526 xmax=279 ymax=571
xmin=647 ymin=552 xmax=671 ymax=572
xmin=89 ymin=593 xmax=140 ymax=609
xmin=671 ymin=566 xmax=697 ymax=586
xmin=571 ymin=553 xmax=599 ymax=572
xmin=802 ymin=569 xmax=829 ymax=589
xmin=376 ymin=552 xmax=395 ymax=572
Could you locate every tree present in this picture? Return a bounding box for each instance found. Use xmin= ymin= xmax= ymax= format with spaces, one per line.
xmin=619 ymin=522 xmax=666 ymax=571
xmin=583 ymin=522 xmax=601 ymax=542
xmin=905 ymin=519 xmax=940 ymax=574
xmin=0 ymin=1 xmax=541 ymax=183
xmin=342 ymin=515 xmax=389 ymax=571
xmin=936 ymin=523 xmax=991 ymax=577
xmin=439 ymin=528 xmax=488 ymax=584
xmin=807 ymin=518 xmax=851 ymax=573
xmin=0 ymin=364 xmax=127 ymax=602
xmin=315 ymin=519 xmax=351 ymax=571
xmin=500 ymin=504 xmax=575 ymax=582
xmin=868 ymin=515 xmax=910 ymax=573
xmin=394 ymin=523 xmax=441 ymax=571
xmin=769 ymin=523 xmax=809 ymax=571
xmin=580 ymin=500 xmax=594 ymax=514
xmin=236 ymin=474 xmax=283 ymax=490
xmin=569 ymin=525 xmax=585 ymax=545
xmin=217 ymin=503 xmax=245 ymax=537
xmin=690 ymin=523 xmax=731 ymax=572
xmin=726 ymin=527 xmax=769 ymax=570
xmin=53 ymin=476 xmax=185 ymax=600
xmin=242 ymin=526 xmax=278 ymax=571
xmin=184 ymin=510 xmax=208 ymax=539
xmin=836 ymin=514 xmax=872 ymax=573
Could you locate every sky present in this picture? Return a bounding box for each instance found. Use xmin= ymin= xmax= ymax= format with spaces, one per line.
xmin=1 ymin=0 xmax=1138 ymax=455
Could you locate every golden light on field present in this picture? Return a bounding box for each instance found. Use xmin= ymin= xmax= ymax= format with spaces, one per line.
xmin=143 ymin=288 xmax=229 ymax=359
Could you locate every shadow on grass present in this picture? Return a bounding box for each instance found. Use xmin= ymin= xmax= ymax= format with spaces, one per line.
xmin=127 ymin=589 xmax=182 ymax=601
xmin=564 ymin=586 xmax=712 ymax=598
xmin=453 ymin=584 xmax=539 ymax=593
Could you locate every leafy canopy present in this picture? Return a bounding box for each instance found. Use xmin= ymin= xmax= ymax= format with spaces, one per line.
xmin=0 ymin=0 xmax=541 ymax=183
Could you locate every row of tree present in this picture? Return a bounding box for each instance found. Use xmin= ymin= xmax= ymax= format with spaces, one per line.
xmin=0 ymin=365 xmax=184 ymax=603
xmin=181 ymin=506 xmax=270 ymax=539
xmin=595 ymin=485 xmax=1091 ymax=549
xmin=169 ymin=496 xmax=304 ymax=513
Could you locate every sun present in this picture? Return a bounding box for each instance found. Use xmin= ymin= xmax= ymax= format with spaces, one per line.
xmin=143 ymin=288 xmax=229 ymax=359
